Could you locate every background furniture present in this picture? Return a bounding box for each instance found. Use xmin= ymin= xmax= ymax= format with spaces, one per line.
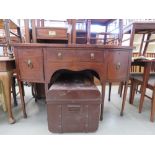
xmin=0 ymin=19 xmax=23 ymax=106
xmin=118 ymin=21 xmax=155 ymax=99
xmin=0 ymin=19 xmax=26 ymax=124
xmin=75 ymin=19 xmax=123 ymax=45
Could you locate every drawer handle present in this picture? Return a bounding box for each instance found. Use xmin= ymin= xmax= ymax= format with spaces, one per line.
xmin=67 ymin=105 xmax=81 ymax=111
xmin=57 ymin=52 xmax=62 ymax=59
xmin=116 ymin=62 xmax=121 ymax=70
xmin=27 ymin=59 xmax=33 ymax=69
xmin=90 ymin=53 xmax=95 ymax=60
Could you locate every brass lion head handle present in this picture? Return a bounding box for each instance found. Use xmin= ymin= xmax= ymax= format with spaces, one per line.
xmin=116 ymin=62 xmax=121 ymax=70
xmin=27 ymin=59 xmax=33 ymax=69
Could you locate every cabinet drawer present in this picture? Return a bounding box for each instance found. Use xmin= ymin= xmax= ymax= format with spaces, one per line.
xmin=18 ymin=48 xmax=44 ymax=82
xmin=46 ymin=49 xmax=104 ymax=62
xmin=36 ymin=28 xmax=68 ymax=40
xmin=76 ymin=50 xmax=104 ymax=62
xmin=107 ymin=51 xmax=130 ymax=81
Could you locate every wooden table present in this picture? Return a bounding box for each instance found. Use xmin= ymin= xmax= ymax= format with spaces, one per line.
xmin=131 ymin=59 xmax=155 ymax=113
xmin=12 ymin=43 xmax=133 ymax=120
xmin=0 ymin=56 xmax=16 ymax=123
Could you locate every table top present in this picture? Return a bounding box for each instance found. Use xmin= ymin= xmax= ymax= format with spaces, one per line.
xmin=123 ymin=22 xmax=155 ymax=34
xmin=11 ymin=43 xmax=133 ymax=50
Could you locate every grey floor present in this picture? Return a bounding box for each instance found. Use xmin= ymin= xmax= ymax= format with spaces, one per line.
xmin=0 ymin=85 xmax=155 ymax=135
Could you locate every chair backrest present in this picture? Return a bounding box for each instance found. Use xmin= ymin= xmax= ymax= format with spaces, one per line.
xmin=0 ymin=19 xmax=22 ymax=57
xmin=75 ymin=19 xmax=123 ymax=45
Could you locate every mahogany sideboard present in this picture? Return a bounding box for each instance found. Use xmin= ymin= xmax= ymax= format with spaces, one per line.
xmin=12 ymin=43 xmax=133 ymax=120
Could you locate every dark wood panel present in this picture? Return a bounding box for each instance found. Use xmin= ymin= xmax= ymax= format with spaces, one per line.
xmin=36 ymin=27 xmax=68 ymax=40
xmin=17 ymin=48 xmax=44 ymax=82
xmin=107 ymin=51 xmax=131 ymax=81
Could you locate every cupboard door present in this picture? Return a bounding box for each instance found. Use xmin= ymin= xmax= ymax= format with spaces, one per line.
xmin=107 ymin=51 xmax=130 ymax=81
xmin=18 ymin=48 xmax=44 ymax=82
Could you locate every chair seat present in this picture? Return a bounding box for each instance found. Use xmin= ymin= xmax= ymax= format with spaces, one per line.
xmin=130 ymin=73 xmax=143 ymax=80
xmin=130 ymin=72 xmax=155 ymax=87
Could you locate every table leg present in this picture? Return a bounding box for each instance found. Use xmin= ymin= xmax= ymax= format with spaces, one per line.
xmin=12 ymin=76 xmax=18 ymax=107
xmin=108 ymin=82 xmax=112 ymax=102
xmin=120 ymin=81 xmax=128 ymax=116
xmin=0 ymin=71 xmax=16 ymax=124
xmin=100 ymin=81 xmax=106 ymax=121
xmin=17 ymin=79 xmax=27 ymax=118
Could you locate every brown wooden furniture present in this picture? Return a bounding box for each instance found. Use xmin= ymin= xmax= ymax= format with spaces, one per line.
xmin=129 ymin=59 xmax=155 ymax=122
xmin=12 ymin=43 xmax=132 ymax=120
xmin=31 ymin=19 xmax=71 ymax=44
xmin=118 ymin=22 xmax=155 ymax=100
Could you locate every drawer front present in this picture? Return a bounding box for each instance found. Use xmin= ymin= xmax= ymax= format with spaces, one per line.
xmin=18 ymin=48 xmax=44 ymax=82
xmin=36 ymin=28 xmax=68 ymax=40
xmin=107 ymin=51 xmax=130 ymax=81
xmin=76 ymin=50 xmax=104 ymax=62
xmin=46 ymin=48 xmax=104 ymax=62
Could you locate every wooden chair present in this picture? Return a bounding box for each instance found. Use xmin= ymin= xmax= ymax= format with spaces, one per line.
xmin=117 ymin=21 xmax=155 ymax=100
xmin=129 ymin=73 xmax=155 ymax=122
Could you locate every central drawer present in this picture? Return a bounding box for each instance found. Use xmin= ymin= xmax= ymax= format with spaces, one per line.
xmin=45 ymin=48 xmax=104 ymax=62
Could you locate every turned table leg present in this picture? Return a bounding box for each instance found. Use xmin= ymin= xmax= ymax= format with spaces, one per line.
xmin=100 ymin=81 xmax=106 ymax=121
xmin=17 ymin=78 xmax=27 ymax=118
xmin=0 ymin=71 xmax=16 ymax=124
xmin=120 ymin=81 xmax=128 ymax=116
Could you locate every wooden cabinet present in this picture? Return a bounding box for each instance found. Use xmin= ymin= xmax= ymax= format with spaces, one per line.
xmin=14 ymin=44 xmax=132 ymax=84
xmin=16 ymin=48 xmax=44 ymax=82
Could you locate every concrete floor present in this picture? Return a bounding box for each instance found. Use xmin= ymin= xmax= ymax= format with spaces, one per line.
xmin=0 ymin=85 xmax=155 ymax=135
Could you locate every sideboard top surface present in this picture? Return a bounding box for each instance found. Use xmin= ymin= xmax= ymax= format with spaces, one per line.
xmin=11 ymin=43 xmax=133 ymax=50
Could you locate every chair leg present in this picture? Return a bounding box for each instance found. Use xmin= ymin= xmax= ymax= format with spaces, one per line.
xmin=108 ymin=82 xmax=112 ymax=102
xmin=150 ymin=87 xmax=155 ymax=122
xmin=12 ymin=76 xmax=18 ymax=107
